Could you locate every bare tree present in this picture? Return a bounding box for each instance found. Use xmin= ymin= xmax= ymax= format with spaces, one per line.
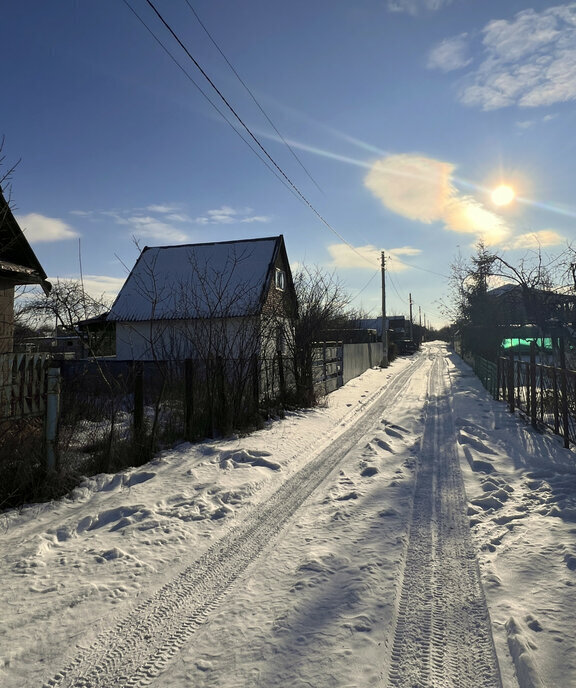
xmin=110 ymin=244 xmax=294 ymax=437
xmin=446 ymin=241 xmax=572 ymax=360
xmin=17 ymin=278 xmax=111 ymax=335
xmin=289 ymin=265 xmax=352 ymax=404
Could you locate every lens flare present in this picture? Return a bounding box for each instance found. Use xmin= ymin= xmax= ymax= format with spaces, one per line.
xmin=491 ymin=184 xmax=516 ymax=206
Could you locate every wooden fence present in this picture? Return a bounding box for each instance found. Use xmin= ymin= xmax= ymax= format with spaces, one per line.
xmin=498 ymin=354 xmax=576 ymax=448
xmin=468 ymin=350 xmax=576 ymax=449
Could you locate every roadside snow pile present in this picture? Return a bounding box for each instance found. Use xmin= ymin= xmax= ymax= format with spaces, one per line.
xmin=0 ymin=361 xmax=409 ymax=688
xmin=449 ymin=352 xmax=576 ymax=688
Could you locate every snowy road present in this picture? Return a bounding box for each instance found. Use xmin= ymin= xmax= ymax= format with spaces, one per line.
xmin=41 ymin=348 xmax=429 ymax=687
xmin=386 ymin=350 xmax=501 ymax=688
xmin=3 ymin=343 xmax=575 ymax=688
xmin=42 ymin=345 xmax=502 ymax=688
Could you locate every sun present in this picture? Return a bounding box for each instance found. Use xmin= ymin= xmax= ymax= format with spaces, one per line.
xmin=491 ymin=184 xmax=516 ymax=206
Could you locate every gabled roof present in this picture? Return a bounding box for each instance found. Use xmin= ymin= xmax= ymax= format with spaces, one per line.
xmin=488 ymin=282 xmax=576 ymax=304
xmin=108 ymin=235 xmax=291 ymax=322
xmin=0 ymin=186 xmax=50 ymax=293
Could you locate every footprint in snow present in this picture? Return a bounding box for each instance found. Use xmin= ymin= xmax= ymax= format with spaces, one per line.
xmin=458 ymin=431 xmax=497 ymax=455
xmin=373 ymin=437 xmax=394 ymax=453
xmin=381 ymin=420 xmax=409 ymax=434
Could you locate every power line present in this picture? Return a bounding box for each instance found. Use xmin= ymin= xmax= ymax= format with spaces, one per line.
xmin=386 ymin=269 xmax=409 ymax=305
xmin=183 ymin=0 xmax=324 ymax=194
xmin=122 ymin=0 xmax=303 ymax=205
xmin=140 ymin=0 xmax=376 ymax=269
xmin=129 ymin=1 xmax=437 ymax=283
xmin=388 ymin=254 xmax=449 ymax=279
xmin=350 ymin=270 xmax=379 ymax=303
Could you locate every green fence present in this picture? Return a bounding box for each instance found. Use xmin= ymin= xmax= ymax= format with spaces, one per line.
xmin=468 ymin=354 xmax=499 ymax=400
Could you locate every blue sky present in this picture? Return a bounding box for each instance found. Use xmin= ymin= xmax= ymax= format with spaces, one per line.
xmin=3 ymin=0 xmax=576 ymax=327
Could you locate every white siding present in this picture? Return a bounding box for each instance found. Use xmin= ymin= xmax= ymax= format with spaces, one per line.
xmin=115 ymin=317 xmax=262 ymax=361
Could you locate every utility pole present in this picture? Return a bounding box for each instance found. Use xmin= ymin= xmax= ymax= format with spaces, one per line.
xmin=409 ymin=293 xmax=414 ymax=342
xmin=381 ymin=251 xmax=389 ymax=367
xmin=419 ymin=306 xmax=422 ymax=343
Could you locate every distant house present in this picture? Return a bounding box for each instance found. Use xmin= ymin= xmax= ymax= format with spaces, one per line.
xmin=107 ymin=235 xmax=297 ymax=366
xmin=0 ymin=186 xmax=50 ymax=354
xmin=488 ymin=283 xmax=576 ymax=330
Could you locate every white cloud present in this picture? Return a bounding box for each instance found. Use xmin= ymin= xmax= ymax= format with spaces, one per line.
xmin=427 ymin=34 xmax=472 ymax=72
xmin=508 ymin=229 xmax=565 ymax=249
xmin=43 ymin=275 xmax=125 ymax=305
xmin=515 ymin=112 xmax=559 ymax=130
xmin=145 ymin=204 xmax=180 ymax=214
xmin=328 ymin=244 xmax=381 ymax=269
xmin=456 ymin=4 xmax=576 ymax=110
xmin=442 ymin=194 xmax=509 ymax=245
xmin=515 ymin=120 xmax=535 ymax=130
xmin=120 ymin=215 xmax=188 ymax=242
xmin=194 ymin=206 xmax=271 ymax=225
xmin=166 ymin=213 xmax=193 ymax=223
xmin=240 ymin=215 xmax=271 ymax=224
xmin=388 ymin=0 xmax=454 ymax=15
xmin=364 ymin=154 xmax=454 ymax=223
xmin=84 ymin=207 xmax=190 ymax=242
xmin=328 ymin=243 xmax=422 ymax=272
xmin=69 ymin=210 xmax=93 ymax=217
xmin=80 ymin=275 xmax=126 ymax=301
xmin=69 ymin=203 xmax=270 ymax=240
xmin=364 ymin=153 xmax=511 ymax=245
xmin=16 ymin=213 xmax=79 ymax=243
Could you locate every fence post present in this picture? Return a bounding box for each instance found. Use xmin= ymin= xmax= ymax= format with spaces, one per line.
xmin=44 ymin=366 xmax=61 ymax=472
xmin=277 ymin=350 xmax=286 ymax=401
xmin=530 ymin=341 xmax=537 ymax=428
xmin=133 ymin=360 xmax=144 ymax=438
xmin=507 ymin=354 xmax=515 ymax=412
xmin=323 ymin=343 xmax=328 ymax=395
xmin=552 ymin=367 xmax=560 ymax=434
xmin=185 ymin=358 xmax=194 ymax=440
xmin=560 ymin=338 xmax=570 ymax=448
xmin=251 ymin=353 xmax=259 ymax=411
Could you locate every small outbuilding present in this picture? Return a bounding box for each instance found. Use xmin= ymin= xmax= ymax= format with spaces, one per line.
xmin=107 ymin=235 xmax=297 ymax=365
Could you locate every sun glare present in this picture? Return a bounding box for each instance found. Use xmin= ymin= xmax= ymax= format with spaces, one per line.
xmin=491 ymin=184 xmax=516 ymax=206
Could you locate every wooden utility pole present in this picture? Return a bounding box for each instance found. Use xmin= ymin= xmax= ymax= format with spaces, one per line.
xmin=409 ymin=293 xmax=414 ymax=342
xmin=381 ymin=251 xmax=389 ymax=367
xmin=419 ymin=306 xmax=422 ymax=343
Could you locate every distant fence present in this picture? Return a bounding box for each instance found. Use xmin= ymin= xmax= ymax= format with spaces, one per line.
xmin=312 ymin=341 xmax=385 ymax=393
xmin=342 ymin=342 xmax=383 ymax=385
xmin=0 ymin=343 xmax=383 ymax=500
xmin=465 ymin=351 xmax=576 ymax=449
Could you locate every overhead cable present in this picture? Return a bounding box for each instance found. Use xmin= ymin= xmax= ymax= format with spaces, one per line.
xmin=122 ymin=0 xmax=303 ymax=204
xmin=183 ymin=0 xmax=324 ymax=194
xmin=141 ymin=0 xmax=375 ymax=269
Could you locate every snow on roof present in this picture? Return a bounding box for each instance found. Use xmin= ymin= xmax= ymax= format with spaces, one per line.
xmin=108 ymin=237 xmax=281 ymax=322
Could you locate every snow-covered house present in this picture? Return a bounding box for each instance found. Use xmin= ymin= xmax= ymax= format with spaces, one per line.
xmin=107 ymin=235 xmax=297 ymax=365
xmin=0 ymin=186 xmax=50 ymax=354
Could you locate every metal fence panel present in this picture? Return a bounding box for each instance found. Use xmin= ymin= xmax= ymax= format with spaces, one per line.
xmin=498 ymin=355 xmax=576 ymax=449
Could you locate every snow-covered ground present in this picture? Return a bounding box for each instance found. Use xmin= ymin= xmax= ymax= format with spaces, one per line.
xmin=1 ymin=342 xmax=575 ymax=688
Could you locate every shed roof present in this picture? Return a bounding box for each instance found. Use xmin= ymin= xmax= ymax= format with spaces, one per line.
xmin=108 ymin=236 xmax=288 ymax=322
xmin=0 ymin=187 xmax=51 ymax=293
xmin=0 ymin=186 xmax=50 ymax=293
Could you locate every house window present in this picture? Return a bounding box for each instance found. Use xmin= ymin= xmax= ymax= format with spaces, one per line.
xmin=275 ymin=268 xmax=286 ymax=291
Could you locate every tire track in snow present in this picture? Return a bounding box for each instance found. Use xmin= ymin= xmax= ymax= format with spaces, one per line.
xmin=385 ymin=347 xmax=503 ymax=688
xmin=42 ymin=355 xmax=429 ymax=688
